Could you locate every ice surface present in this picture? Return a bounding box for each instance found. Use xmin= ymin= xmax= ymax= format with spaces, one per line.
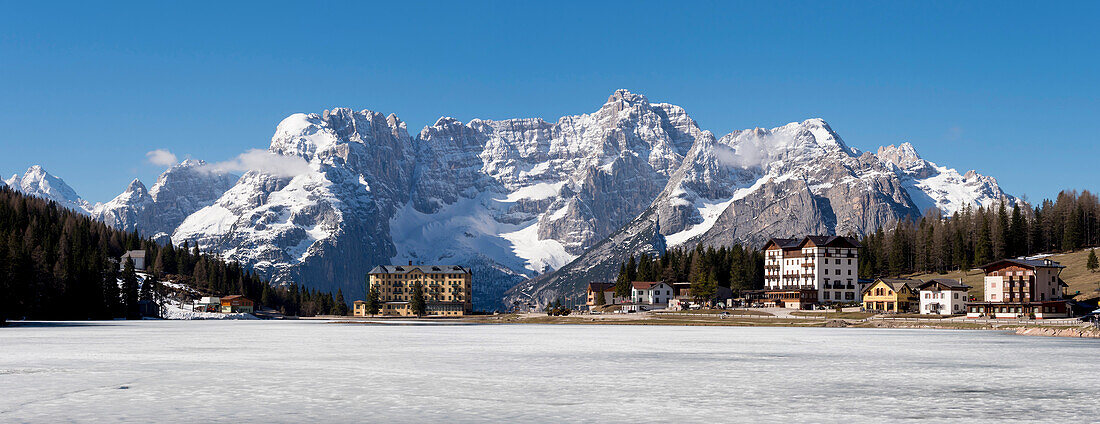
xmin=1 ymin=321 xmax=1098 ymax=423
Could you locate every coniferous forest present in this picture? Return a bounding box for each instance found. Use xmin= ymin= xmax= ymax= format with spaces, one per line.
xmin=0 ymin=187 xmax=341 ymax=325
xmin=614 ymin=190 xmax=1100 ymax=299
xmin=860 ymin=190 xmax=1100 ymax=278
xmin=613 ymin=244 xmax=766 ymax=300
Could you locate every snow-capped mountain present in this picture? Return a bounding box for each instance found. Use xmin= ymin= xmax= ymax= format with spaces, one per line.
xmin=15 ymin=90 xmax=1018 ymax=309
xmin=4 ymin=165 xmax=96 ymax=213
xmin=876 ymin=142 xmax=1014 ymax=214
xmin=93 ymin=159 xmax=238 ymax=238
xmin=169 ymin=90 xmax=709 ymax=309
xmin=506 ymin=118 xmax=924 ymax=305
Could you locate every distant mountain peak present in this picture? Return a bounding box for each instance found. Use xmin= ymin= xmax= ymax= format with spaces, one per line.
xmin=876 ymin=142 xmax=925 ymax=171
xmin=125 ymin=178 xmax=148 ymax=192
xmin=5 ymin=165 xmax=92 ymax=214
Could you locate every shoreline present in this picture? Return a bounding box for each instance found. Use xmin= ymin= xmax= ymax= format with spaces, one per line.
xmin=330 ymin=312 xmax=1100 ymax=339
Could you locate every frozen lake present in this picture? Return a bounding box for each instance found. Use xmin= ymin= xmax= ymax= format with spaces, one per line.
xmin=1 ymin=321 xmax=1098 ymax=423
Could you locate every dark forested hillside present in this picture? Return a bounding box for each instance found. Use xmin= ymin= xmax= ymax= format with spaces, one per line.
xmin=860 ymin=190 xmax=1100 ymax=278
xmin=613 ymin=244 xmax=766 ymax=301
xmin=0 ymin=187 xmax=339 ymax=325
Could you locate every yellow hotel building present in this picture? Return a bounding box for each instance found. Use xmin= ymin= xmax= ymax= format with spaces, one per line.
xmin=354 ymin=264 xmax=472 ymax=317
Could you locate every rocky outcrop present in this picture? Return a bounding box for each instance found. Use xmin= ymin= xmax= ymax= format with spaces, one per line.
xmin=93 ymin=160 xmax=237 ymax=236
xmin=876 ymin=142 xmax=1015 ymax=214
xmin=1015 ymin=326 xmax=1100 ymax=338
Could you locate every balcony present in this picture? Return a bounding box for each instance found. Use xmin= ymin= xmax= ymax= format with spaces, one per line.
xmin=801 ymin=262 xmax=815 ymax=268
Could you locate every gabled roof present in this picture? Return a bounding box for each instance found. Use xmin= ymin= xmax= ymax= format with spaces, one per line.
xmin=763 ymin=236 xmax=861 ymax=250
xmin=863 ymin=278 xmax=921 ymax=294
xmin=122 ymin=250 xmax=146 ymax=259
xmin=631 ymin=281 xmax=667 ymax=290
xmin=763 ymin=238 xmax=800 ymax=250
xmin=917 ymin=279 xmax=971 ymax=291
xmin=368 ymin=265 xmax=471 ymax=275
xmin=587 ymin=282 xmax=615 ymax=292
xmin=980 ymin=258 xmax=1064 ymax=271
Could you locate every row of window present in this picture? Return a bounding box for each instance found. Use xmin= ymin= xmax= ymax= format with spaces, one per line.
xmin=822 ymin=291 xmax=856 ymax=300
xmin=924 ymin=292 xmax=961 ymax=300
xmin=970 ymin=306 xmax=1060 ymax=313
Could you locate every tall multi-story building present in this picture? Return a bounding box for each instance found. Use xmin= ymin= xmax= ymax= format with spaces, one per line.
xmin=355 ymin=264 xmax=472 ymax=317
xmin=966 ymin=258 xmax=1069 ymax=319
xmin=763 ymin=236 xmax=861 ymax=308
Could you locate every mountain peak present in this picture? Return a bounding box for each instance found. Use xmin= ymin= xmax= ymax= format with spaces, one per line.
xmin=177 ymin=158 xmax=206 ymax=168
xmin=599 ymin=89 xmax=650 ymax=114
xmin=876 ymin=142 xmax=926 ymax=171
xmin=126 ymin=178 xmax=148 ymax=192
xmin=7 ymin=164 xmax=91 ymax=213
xmin=606 ymin=89 xmax=648 ymax=104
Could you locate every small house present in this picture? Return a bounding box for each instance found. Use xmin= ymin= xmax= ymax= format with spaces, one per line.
xmin=630 ymin=281 xmax=674 ymax=307
xmin=193 ymin=297 xmax=221 ymax=312
xmin=917 ymin=279 xmax=971 ymax=315
xmin=585 ymin=282 xmax=618 ymax=307
xmin=120 ymin=250 xmax=146 ymax=271
xmin=861 ymin=279 xmax=920 ymax=313
xmin=220 ymin=295 xmax=254 ymax=314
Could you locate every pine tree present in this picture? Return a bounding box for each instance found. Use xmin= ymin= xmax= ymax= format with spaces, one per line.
xmin=975 ymin=213 xmax=993 ymax=265
xmin=1088 ymin=249 xmax=1099 ymax=273
xmin=1063 ymin=204 xmax=1082 ymax=251
xmin=334 ymin=289 xmax=349 ymax=316
xmin=614 ymin=263 xmax=631 ymax=299
xmin=121 ymin=258 xmax=140 ymax=320
xmin=625 ymin=255 xmax=638 ymax=282
xmin=366 ymin=283 xmax=381 ymax=315
xmin=410 ymin=281 xmax=427 ymax=317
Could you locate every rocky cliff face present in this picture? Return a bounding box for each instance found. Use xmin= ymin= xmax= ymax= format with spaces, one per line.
xmin=167 ymin=90 xmax=712 ymax=310
xmin=18 ymin=90 xmax=1018 ymax=310
xmin=93 ymin=160 xmax=237 ymax=237
xmin=875 ymin=142 xmax=1014 ymax=214
xmin=504 ymin=119 xmax=1012 ymax=307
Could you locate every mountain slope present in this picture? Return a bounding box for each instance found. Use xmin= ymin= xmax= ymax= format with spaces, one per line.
xmin=5 ymin=166 xmax=95 ymax=213
xmin=170 ymin=90 xmax=713 ymax=310
xmin=876 ymin=142 xmax=1015 ymax=214
xmin=92 ymin=160 xmax=238 ymax=239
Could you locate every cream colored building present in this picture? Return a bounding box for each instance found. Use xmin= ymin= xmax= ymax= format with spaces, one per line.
xmin=355 ymin=264 xmax=472 ymax=317
xmin=763 ymin=236 xmax=861 ymax=305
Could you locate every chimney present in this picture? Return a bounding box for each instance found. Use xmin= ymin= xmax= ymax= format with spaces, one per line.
xmin=408 ymin=260 xmax=413 ymax=266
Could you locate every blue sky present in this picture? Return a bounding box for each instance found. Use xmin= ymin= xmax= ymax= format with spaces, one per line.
xmin=1 ymin=1 xmax=1097 ymax=202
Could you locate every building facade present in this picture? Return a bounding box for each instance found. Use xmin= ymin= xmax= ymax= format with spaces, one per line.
xmin=763 ymin=236 xmax=861 ymax=307
xmin=966 ymin=259 xmax=1069 ymax=319
xmin=220 ymin=295 xmax=254 ymax=314
xmin=861 ymin=279 xmax=919 ymax=313
xmin=631 ymin=281 xmax=674 ymax=307
xmin=360 ymin=264 xmax=472 ymax=317
xmin=917 ymin=279 xmax=971 ymax=315
xmin=585 ymin=282 xmax=618 ymax=307
xmin=120 ymin=250 xmax=146 ymax=271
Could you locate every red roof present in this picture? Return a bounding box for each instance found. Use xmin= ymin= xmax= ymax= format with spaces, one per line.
xmin=631 ymin=281 xmax=662 ymax=290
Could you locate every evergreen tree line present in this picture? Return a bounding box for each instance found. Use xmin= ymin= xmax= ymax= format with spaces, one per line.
xmin=613 ymin=244 xmax=765 ymax=300
xmin=860 ymin=190 xmax=1100 ymax=278
xmin=0 ymin=187 xmax=342 ymax=325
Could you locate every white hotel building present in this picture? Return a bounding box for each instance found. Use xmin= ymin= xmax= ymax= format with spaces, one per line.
xmin=763 ymin=236 xmax=861 ymax=306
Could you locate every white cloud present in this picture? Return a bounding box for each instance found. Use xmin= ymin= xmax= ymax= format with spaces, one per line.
xmin=146 ymin=149 xmax=178 ymax=166
xmin=206 ymin=149 xmax=311 ymax=178
xmin=712 ymin=132 xmax=795 ymax=169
